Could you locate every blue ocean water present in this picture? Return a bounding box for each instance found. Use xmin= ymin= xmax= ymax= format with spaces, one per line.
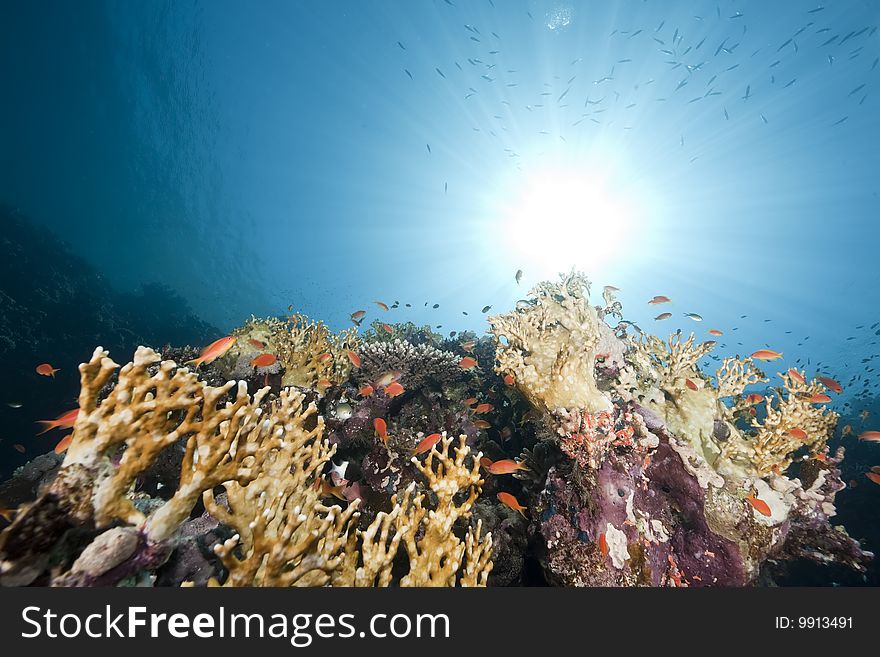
xmin=1 ymin=0 xmax=879 ymax=582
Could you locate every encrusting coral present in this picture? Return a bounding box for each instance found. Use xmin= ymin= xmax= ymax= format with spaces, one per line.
xmin=0 ymin=347 xmax=491 ymax=587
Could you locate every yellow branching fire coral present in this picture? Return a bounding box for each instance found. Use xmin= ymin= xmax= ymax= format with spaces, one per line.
xmin=489 ymin=271 xmax=612 ymax=414
xmin=721 ymin=369 xmax=838 ymax=476
xmin=715 ymin=356 xmax=767 ymax=405
xmin=334 ymin=435 xmax=493 ymax=587
xmin=395 ymin=435 xmax=492 ymax=586
xmin=62 ymin=346 xmax=278 ymax=542
xmin=204 ymin=390 xmax=358 ymax=586
xmin=0 ymin=347 xmax=492 ymax=587
xmin=226 ymin=315 xmax=358 ymax=390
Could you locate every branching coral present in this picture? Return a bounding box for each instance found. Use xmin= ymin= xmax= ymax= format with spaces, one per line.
xmin=356 ymin=339 xmax=467 ymax=390
xmin=715 ymin=356 xmax=767 ymax=400
xmin=721 ymin=370 xmax=838 ymax=476
xmin=396 ymin=435 xmax=491 ymax=586
xmin=60 ymin=346 xmax=278 ymax=541
xmin=227 ymin=315 xmax=358 ymax=389
xmin=204 ymin=390 xmax=358 ymax=586
xmin=0 ymin=347 xmax=492 ymax=588
xmin=489 ymin=272 xmax=612 ymax=414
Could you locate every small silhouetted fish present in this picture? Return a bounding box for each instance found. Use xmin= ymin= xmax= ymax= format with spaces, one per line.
xmin=7 ymin=402 xmax=22 ymax=409
xmin=481 ymin=305 xmax=492 ymax=313
xmin=783 ymin=78 xmax=796 ymax=88
xmin=742 ymin=85 xmax=751 ymax=100
xmin=435 ymin=68 xmax=446 ymax=78
xmin=832 ymin=116 xmax=849 ymax=126
xmin=405 ymin=69 xmax=413 ymax=80
xmin=397 ymin=41 xmax=406 ymax=50
xmin=849 ymin=84 xmax=865 ymax=96
xmin=724 ymin=107 xmax=729 ymax=120
xmin=426 ymin=144 xmax=431 ymax=153
xmin=872 ymin=57 xmax=879 ymax=70
xmin=433 ymin=304 xmax=439 ymax=309
xmin=777 ymin=39 xmax=792 ymax=51
xmin=761 ymin=114 xmax=768 ymax=124
xmin=444 ymin=182 xmax=448 ymax=193
xmin=822 ymin=35 xmax=838 ymax=46
xmin=807 ymin=6 xmax=824 ymax=12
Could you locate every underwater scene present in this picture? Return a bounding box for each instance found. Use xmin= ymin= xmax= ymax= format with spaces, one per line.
xmin=0 ymin=0 xmax=878 ymax=588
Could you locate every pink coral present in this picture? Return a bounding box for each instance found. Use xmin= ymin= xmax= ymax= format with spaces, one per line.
xmin=557 ymin=408 xmax=641 ymax=470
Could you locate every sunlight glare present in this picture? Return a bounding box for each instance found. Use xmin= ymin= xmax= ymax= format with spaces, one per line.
xmin=505 ymin=170 xmax=634 ymax=277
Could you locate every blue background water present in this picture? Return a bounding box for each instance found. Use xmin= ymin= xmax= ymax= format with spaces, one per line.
xmin=1 ymin=0 xmax=879 ymax=540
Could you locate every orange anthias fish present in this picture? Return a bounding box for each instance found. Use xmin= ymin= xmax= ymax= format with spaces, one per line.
xmin=473 ymin=420 xmax=492 ymax=429
xmin=648 ymin=295 xmax=672 ymax=304
xmin=460 ymin=340 xmax=476 ymax=352
xmin=459 ymin=357 xmax=478 ymax=369
xmin=503 ymin=374 xmax=515 ymax=386
xmin=866 ymin=472 xmax=880 ymax=486
xmin=750 ymin=349 xmax=783 ymax=361
xmin=35 ymin=363 xmax=60 ymax=377
xmin=412 ymin=433 xmax=442 ymax=456
xmin=474 ymin=403 xmax=494 ymax=414
xmin=479 ymin=457 xmax=494 ymax=469
xmin=858 ymin=431 xmax=880 ymax=442
xmin=374 ymin=418 xmax=388 ymax=445
xmin=787 ymin=368 xmax=805 ymax=384
xmin=384 ymin=381 xmax=405 ymax=398
xmin=316 ymin=379 xmax=333 ymax=392
xmin=497 ymin=492 xmax=527 ymax=517
xmin=346 ymin=350 xmax=362 ymax=368
xmin=685 ymin=378 xmax=698 ymax=391
xmin=350 ymin=310 xmax=367 ymax=322
xmin=598 ymin=532 xmax=609 ymax=557
xmin=382 ymin=324 xmax=394 ymax=334
xmin=358 ymin=384 xmax=375 ymax=397
xmin=248 ymin=339 xmax=267 ymax=349
xmin=54 ymin=434 xmax=73 ymax=454
xmin=374 ymin=371 xmax=401 ymax=388
xmin=809 ymin=393 xmax=832 ymax=404
xmin=36 ymin=408 xmax=79 ymax=435
xmin=788 ymin=428 xmax=808 ymax=441
xmin=250 ymin=353 xmax=277 ymax=368
xmin=745 ymin=393 xmax=764 ymax=405
xmin=654 ymin=312 xmax=672 ymax=321
xmin=708 ymin=329 xmax=724 ymax=336
xmin=487 ymin=459 xmax=529 ymax=475
xmin=745 ymin=495 xmax=772 ymax=517
xmin=463 ymin=397 xmax=478 ymax=406
xmin=318 ymin=352 xmax=333 ymax=363
xmin=818 ymin=376 xmax=842 ymax=394
xmin=374 ymin=301 xmax=389 ymax=311
xmin=186 ymin=336 xmax=236 ymax=368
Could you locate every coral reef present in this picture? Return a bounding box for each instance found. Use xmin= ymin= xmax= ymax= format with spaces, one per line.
xmin=0 ymin=269 xmax=871 ymax=588
xmin=0 ymin=348 xmax=491 ymax=587
xmin=224 ymin=315 xmax=358 ymax=390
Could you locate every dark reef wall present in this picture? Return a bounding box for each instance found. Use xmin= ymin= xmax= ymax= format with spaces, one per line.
xmin=0 ymin=206 xmax=217 ymax=477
